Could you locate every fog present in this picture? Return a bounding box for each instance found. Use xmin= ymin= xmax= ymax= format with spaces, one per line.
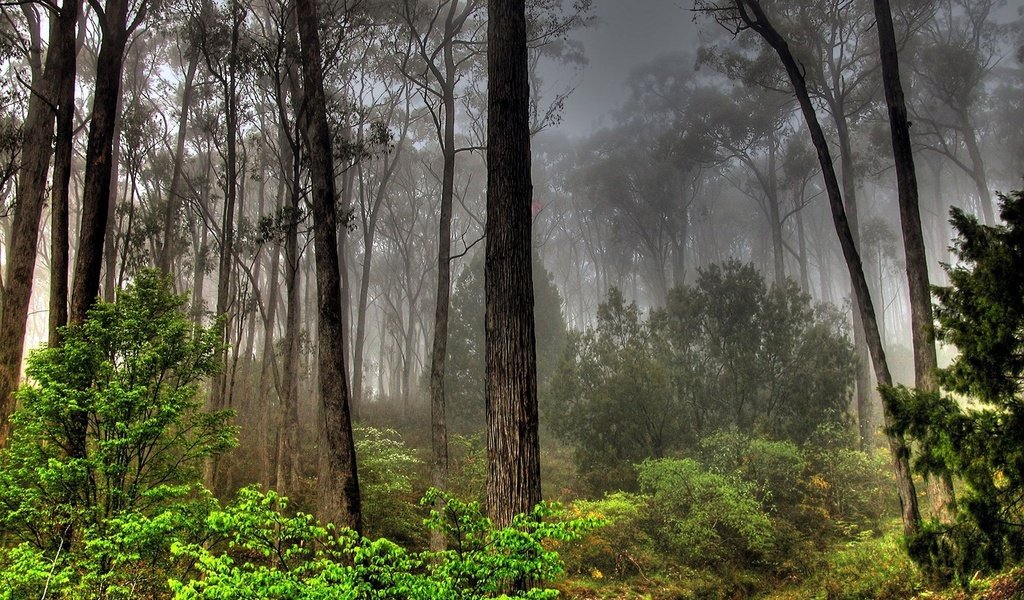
xmin=1 ymin=0 xmax=1023 ymax=595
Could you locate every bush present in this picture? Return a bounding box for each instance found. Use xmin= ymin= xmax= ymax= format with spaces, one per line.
xmin=170 ymin=487 xmax=603 ymax=599
xmin=637 ymin=458 xmax=774 ymax=568
xmin=562 ymin=493 xmax=658 ymax=579
xmin=355 ymin=425 xmax=424 ymax=544
xmin=0 ymin=271 xmax=235 ymax=598
xmin=820 ymin=529 xmax=922 ymax=600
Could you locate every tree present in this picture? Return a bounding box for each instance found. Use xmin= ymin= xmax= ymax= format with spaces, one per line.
xmin=447 ymin=250 xmax=567 ymax=432
xmin=485 ymin=0 xmax=541 ymax=528
xmin=397 ymin=0 xmax=484 ymax=515
xmin=888 ymin=192 xmax=1024 ymax=579
xmin=550 ymin=264 xmax=856 ymax=491
xmin=872 ymin=0 xmax=956 ymax=521
xmin=0 ymin=272 xmax=234 ymax=596
xmin=294 ymin=0 xmax=361 ymax=531
xmin=0 ymin=0 xmax=79 ymax=444
xmin=694 ymin=0 xmax=921 ymax=537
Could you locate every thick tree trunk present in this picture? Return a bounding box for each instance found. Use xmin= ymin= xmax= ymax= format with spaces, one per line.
xmin=873 ymin=0 xmax=956 ymax=523
xmin=294 ymin=0 xmax=361 ymax=531
xmin=734 ymin=0 xmax=920 ymax=538
xmin=485 ymin=0 xmax=541 ymax=529
xmin=0 ymin=0 xmax=78 ymax=444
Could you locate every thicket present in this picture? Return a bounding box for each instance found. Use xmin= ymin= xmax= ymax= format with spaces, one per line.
xmin=561 ymin=428 xmax=895 ymax=594
xmin=549 ymin=261 xmax=857 ymax=492
xmin=0 ymin=272 xmax=598 ymax=599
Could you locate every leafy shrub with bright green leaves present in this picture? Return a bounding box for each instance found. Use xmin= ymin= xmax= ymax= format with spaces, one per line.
xmin=0 ymin=271 xmax=236 ymax=599
xmin=170 ymin=486 xmax=603 ymax=599
xmin=561 ymin=492 xmax=657 ymax=578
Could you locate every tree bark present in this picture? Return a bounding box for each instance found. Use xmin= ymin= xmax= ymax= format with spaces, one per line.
xmin=872 ymin=0 xmax=956 ymax=523
xmin=485 ymin=0 xmax=541 ymax=529
xmin=0 ymin=0 xmax=79 ymax=444
xmin=294 ymin=0 xmax=361 ymax=531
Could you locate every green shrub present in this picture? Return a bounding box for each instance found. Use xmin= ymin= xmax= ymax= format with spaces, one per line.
xmin=637 ymin=458 xmax=774 ymax=568
xmin=820 ymin=528 xmax=921 ymax=600
xmin=170 ymin=487 xmax=603 ymax=599
xmin=562 ymin=492 xmax=658 ymax=579
xmin=0 ymin=271 xmax=235 ymax=598
xmin=356 ymin=425 xmax=424 ymax=544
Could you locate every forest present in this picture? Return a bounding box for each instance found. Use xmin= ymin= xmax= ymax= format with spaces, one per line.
xmin=0 ymin=0 xmax=1023 ymax=597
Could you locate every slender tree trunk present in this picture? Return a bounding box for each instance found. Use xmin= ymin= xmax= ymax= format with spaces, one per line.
xmin=48 ymin=0 xmax=79 ymax=346
xmin=873 ymin=0 xmax=956 ymax=523
xmin=485 ymin=0 xmax=541 ymax=529
xmin=0 ymin=0 xmax=78 ymax=443
xmin=428 ymin=92 xmax=456 ymax=549
xmin=958 ymin=109 xmax=995 ymax=226
xmin=276 ymin=150 xmax=301 ymax=498
xmin=159 ymin=54 xmax=199 ymax=273
xmin=733 ymin=0 xmax=920 ymax=538
xmin=294 ymin=0 xmax=361 ymax=531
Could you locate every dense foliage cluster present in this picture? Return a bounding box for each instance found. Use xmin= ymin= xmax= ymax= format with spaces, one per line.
xmin=171 ymin=488 xmax=601 ymax=599
xmin=0 ymin=272 xmax=234 ymax=597
xmin=549 ymin=262 xmax=856 ymax=490
xmin=887 ymin=191 xmax=1024 ymax=581
xmin=561 ymin=427 xmax=895 ymax=594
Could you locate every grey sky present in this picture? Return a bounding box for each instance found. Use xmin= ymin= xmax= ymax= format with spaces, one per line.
xmin=544 ymin=0 xmax=701 ymax=136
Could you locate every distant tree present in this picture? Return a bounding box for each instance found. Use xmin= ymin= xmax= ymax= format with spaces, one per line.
xmin=447 ymin=251 xmax=566 ymax=432
xmin=550 ymin=263 xmax=856 ymax=491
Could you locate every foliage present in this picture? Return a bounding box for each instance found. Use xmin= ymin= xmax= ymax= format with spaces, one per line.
xmin=447 ymin=250 xmax=568 ymax=433
xmin=170 ymin=486 xmax=603 ymax=599
xmin=548 ymin=287 xmax=677 ymax=491
xmin=549 ymin=262 xmax=856 ymax=490
xmin=819 ymin=529 xmax=922 ymax=600
xmin=885 ymin=192 xmax=1024 ymax=581
xmin=354 ymin=424 xmax=424 ymax=544
xmin=0 ymin=270 xmax=236 ymax=598
xmin=637 ymin=458 xmax=774 ymax=568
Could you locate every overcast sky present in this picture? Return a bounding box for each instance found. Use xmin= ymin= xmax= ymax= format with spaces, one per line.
xmin=542 ymin=0 xmax=702 ymax=136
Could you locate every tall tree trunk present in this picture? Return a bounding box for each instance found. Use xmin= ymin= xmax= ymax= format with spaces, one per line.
xmin=428 ymin=82 xmax=457 ymax=550
xmin=48 ymin=0 xmax=80 ymax=346
xmin=732 ymin=0 xmax=920 ymax=538
xmin=276 ymin=148 xmax=301 ymax=498
xmin=485 ymin=0 xmax=541 ymax=529
xmin=0 ymin=0 xmax=79 ymax=444
xmin=294 ymin=0 xmax=361 ymax=531
xmin=873 ymin=0 xmax=956 ymax=523
xmin=159 ymin=54 xmax=199 ymax=273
